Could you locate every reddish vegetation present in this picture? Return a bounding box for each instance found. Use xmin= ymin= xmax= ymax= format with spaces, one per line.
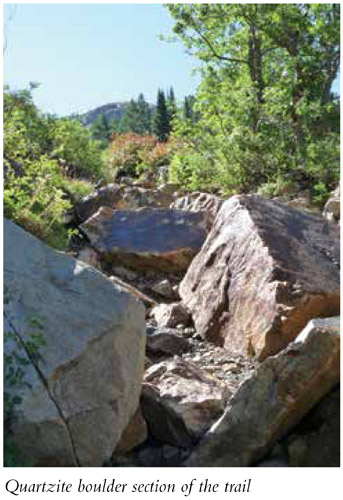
xmin=108 ymin=133 xmax=174 ymax=175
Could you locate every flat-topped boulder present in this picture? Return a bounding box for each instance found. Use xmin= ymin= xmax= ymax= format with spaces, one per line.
xmin=4 ymin=218 xmax=146 ymax=467
xmin=81 ymin=207 xmax=210 ymax=272
xmin=180 ymin=195 xmax=340 ymax=360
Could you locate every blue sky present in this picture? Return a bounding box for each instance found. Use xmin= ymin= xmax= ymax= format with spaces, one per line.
xmin=3 ymin=3 xmax=340 ymax=117
xmin=3 ymin=3 xmax=201 ymax=116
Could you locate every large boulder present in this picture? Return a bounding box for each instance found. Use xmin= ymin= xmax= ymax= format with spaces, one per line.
xmin=74 ymin=183 xmax=123 ymax=223
xmin=285 ymin=384 xmax=340 ymax=467
xmin=141 ymin=358 xmax=229 ymax=447
xmin=81 ymin=207 xmax=210 ymax=272
xmin=185 ymin=317 xmax=340 ymax=467
xmin=114 ymin=407 xmax=147 ymax=454
xmin=170 ymin=192 xmax=223 ymax=226
xmin=4 ymin=218 xmax=146 ymax=467
xmin=323 ymin=185 xmax=340 ymax=223
xmin=74 ymin=184 xmax=174 ymax=224
xmin=180 ymin=195 xmax=340 ymax=360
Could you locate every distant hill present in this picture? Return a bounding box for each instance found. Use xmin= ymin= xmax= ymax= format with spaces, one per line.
xmin=78 ymin=102 xmax=155 ymax=127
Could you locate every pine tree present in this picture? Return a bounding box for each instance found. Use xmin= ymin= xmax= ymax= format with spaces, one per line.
xmin=91 ymin=113 xmax=111 ymax=146
xmin=154 ymin=89 xmax=170 ymax=142
xmin=136 ymin=93 xmax=152 ymax=134
xmin=183 ymin=95 xmax=199 ymax=123
xmin=118 ymin=95 xmax=152 ymax=134
xmin=118 ymin=99 xmax=140 ymax=133
xmin=167 ymin=87 xmax=177 ymax=123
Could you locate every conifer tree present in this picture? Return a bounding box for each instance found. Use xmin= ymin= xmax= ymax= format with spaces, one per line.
xmin=91 ymin=113 xmax=111 ymax=146
xmin=136 ymin=93 xmax=152 ymax=134
xmin=167 ymin=87 xmax=177 ymax=123
xmin=154 ymin=89 xmax=170 ymax=142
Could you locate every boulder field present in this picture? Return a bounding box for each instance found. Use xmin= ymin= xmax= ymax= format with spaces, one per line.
xmin=4 ymin=186 xmax=340 ymax=467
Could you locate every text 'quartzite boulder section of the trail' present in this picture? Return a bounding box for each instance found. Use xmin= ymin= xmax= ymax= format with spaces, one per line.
xmin=4 ymin=218 xmax=146 ymax=467
xmin=81 ymin=207 xmax=210 ymax=272
xmin=179 ymin=195 xmax=340 ymax=360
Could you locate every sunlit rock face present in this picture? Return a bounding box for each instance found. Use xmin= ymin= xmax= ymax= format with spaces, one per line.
xmin=4 ymin=218 xmax=146 ymax=466
xmin=180 ymin=195 xmax=340 ymax=360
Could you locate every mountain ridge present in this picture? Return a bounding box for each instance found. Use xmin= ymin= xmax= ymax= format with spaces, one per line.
xmin=78 ymin=101 xmax=155 ymax=127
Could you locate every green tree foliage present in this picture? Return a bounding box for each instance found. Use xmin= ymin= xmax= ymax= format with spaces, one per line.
xmin=3 ymin=85 xmax=104 ymax=248
xmin=50 ymin=118 xmax=103 ymax=179
xmin=154 ymin=89 xmax=171 ymax=142
xmin=3 ymin=85 xmax=71 ymax=247
xmin=91 ymin=113 xmax=112 ymax=147
xmin=167 ymin=86 xmax=177 ymax=123
xmin=183 ymin=95 xmax=198 ymax=123
xmin=118 ymin=94 xmax=152 ymax=134
xmin=167 ymin=4 xmax=340 ymax=196
xmin=136 ymin=93 xmax=153 ymax=134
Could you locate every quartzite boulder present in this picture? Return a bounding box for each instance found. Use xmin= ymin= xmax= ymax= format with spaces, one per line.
xmin=146 ymin=328 xmax=191 ymax=356
xmin=150 ymin=302 xmax=192 ymax=328
xmin=180 ymin=195 xmax=340 ymax=360
xmin=81 ymin=207 xmax=210 ymax=272
xmin=185 ymin=317 xmax=340 ymax=467
xmin=285 ymin=384 xmax=340 ymax=467
xmin=4 ymin=218 xmax=146 ymax=467
xmin=141 ymin=358 xmax=229 ymax=447
xmin=74 ymin=183 xmax=123 ymax=223
xmin=170 ymin=192 xmax=223 ymax=227
xmin=323 ymin=185 xmax=340 ymax=223
xmin=74 ymin=184 xmax=174 ymax=224
xmin=114 ymin=407 xmax=147 ymax=454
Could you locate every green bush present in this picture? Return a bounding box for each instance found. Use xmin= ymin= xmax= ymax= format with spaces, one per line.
xmin=3 ymin=85 xmax=103 ymax=248
xmin=4 ymin=155 xmax=71 ymax=249
xmin=50 ymin=118 xmax=104 ymax=180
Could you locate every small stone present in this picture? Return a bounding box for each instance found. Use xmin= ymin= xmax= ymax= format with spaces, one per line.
xmin=146 ymin=329 xmax=191 ymax=356
xmin=112 ymin=265 xmax=138 ymax=281
xmin=192 ymin=332 xmax=202 ymax=340
xmin=151 ymin=302 xmax=192 ymax=329
xmin=183 ymin=327 xmax=195 ymax=338
xmin=77 ymin=246 xmax=100 ymax=269
xmin=151 ymin=279 xmax=174 ymax=299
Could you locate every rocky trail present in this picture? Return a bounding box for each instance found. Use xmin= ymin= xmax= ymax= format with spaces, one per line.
xmin=4 ymin=175 xmax=340 ymax=467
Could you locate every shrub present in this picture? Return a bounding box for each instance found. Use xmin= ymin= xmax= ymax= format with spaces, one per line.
xmin=107 ymin=133 xmax=158 ymax=180
xmin=3 ymin=85 xmax=100 ymax=248
xmin=60 ymin=178 xmax=95 ymax=202
xmin=50 ymin=119 xmax=104 ymax=180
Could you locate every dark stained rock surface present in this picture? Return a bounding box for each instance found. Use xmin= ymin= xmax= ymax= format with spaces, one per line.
xmin=185 ymin=317 xmax=340 ymax=467
xmin=179 ymin=195 xmax=340 ymax=360
xmin=81 ymin=207 xmax=210 ymax=272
